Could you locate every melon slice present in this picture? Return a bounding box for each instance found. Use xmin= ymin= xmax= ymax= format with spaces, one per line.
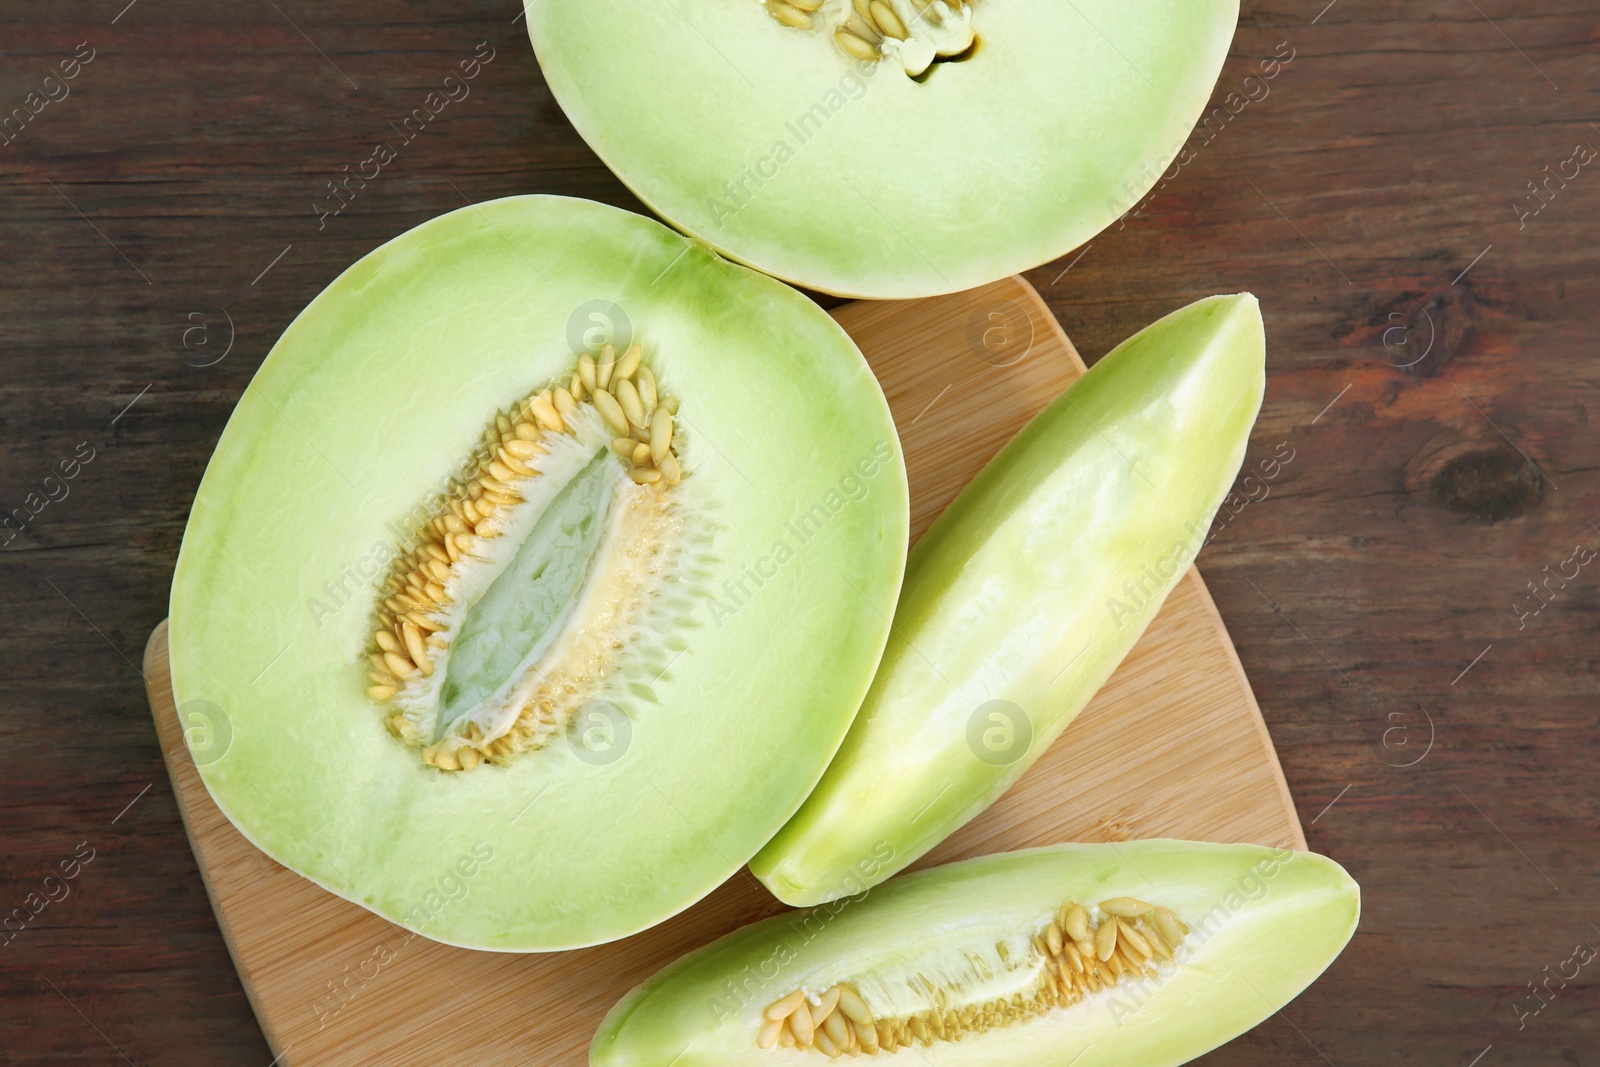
xmin=168 ymin=195 xmax=909 ymax=951
xmin=593 ymin=841 xmax=1360 ymax=1065
xmin=752 ymin=294 xmax=1266 ymax=905
xmin=526 ymin=0 xmax=1239 ymax=298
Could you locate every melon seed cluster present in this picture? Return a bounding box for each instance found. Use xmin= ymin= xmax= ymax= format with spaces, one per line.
xmin=764 ymin=0 xmax=973 ymax=65
xmin=758 ymin=896 xmax=1187 ymax=1055
xmin=365 ymin=341 xmax=683 ymax=771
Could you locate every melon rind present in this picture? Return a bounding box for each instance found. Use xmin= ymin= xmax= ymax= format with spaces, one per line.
xmin=526 ymin=0 xmax=1239 ymax=298
xmin=592 ymin=841 xmax=1360 ymax=1067
xmin=167 ymin=195 xmax=909 ymax=951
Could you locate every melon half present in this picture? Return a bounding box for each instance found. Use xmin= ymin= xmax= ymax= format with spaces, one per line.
xmin=527 ymin=0 xmax=1239 ymax=298
xmin=168 ymin=196 xmax=909 ymax=951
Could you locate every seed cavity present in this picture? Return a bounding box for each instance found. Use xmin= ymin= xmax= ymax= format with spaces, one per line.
xmin=763 ymin=0 xmax=977 ymax=78
xmin=757 ymin=896 xmax=1188 ymax=1054
xmin=366 ymin=341 xmax=702 ymax=772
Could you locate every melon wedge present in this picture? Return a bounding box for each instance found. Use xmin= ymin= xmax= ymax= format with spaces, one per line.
xmin=594 ymin=841 xmax=1359 ymax=1066
xmin=753 ymin=294 xmax=1266 ymax=905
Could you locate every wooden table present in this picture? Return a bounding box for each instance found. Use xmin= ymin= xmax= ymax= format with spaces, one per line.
xmin=2 ymin=2 xmax=1595 ymax=1064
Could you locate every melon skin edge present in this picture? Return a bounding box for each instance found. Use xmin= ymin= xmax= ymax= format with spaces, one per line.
xmin=168 ymin=195 xmax=909 ymax=951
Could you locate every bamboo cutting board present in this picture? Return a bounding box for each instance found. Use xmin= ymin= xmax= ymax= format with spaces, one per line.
xmin=143 ymin=275 xmax=1303 ymax=1066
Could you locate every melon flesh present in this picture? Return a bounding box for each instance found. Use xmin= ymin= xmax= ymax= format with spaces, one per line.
xmin=526 ymin=0 xmax=1239 ymax=298
xmin=593 ymin=841 xmax=1360 ymax=1066
xmin=168 ymin=195 xmax=909 ymax=951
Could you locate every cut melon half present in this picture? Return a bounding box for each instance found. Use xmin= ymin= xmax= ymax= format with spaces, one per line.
xmin=168 ymin=195 xmax=909 ymax=951
xmin=527 ymin=0 xmax=1239 ymax=298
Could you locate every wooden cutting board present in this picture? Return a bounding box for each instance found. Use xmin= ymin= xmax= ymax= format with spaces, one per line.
xmin=143 ymin=275 xmax=1303 ymax=1066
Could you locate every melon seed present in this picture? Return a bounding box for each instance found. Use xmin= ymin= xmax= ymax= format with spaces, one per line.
xmin=1094 ymin=916 xmax=1118 ymax=961
xmin=814 ymin=986 xmax=841 ymax=1024
xmin=766 ymin=990 xmax=805 ymax=1020
xmin=790 ymin=1001 xmax=814 ymax=1045
xmin=1100 ymin=896 xmax=1154 ymax=917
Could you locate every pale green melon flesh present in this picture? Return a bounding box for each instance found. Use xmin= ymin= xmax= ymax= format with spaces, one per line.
xmin=752 ymin=294 xmax=1266 ymax=906
xmin=526 ymin=0 xmax=1239 ymax=298
xmin=168 ymin=195 xmax=909 ymax=951
xmin=593 ymin=841 xmax=1359 ymax=1066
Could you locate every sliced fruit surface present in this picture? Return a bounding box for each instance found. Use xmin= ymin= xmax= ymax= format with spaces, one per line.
xmin=526 ymin=0 xmax=1238 ymax=298
xmin=594 ymin=840 xmax=1359 ymax=1066
xmin=167 ymin=195 xmax=909 ymax=951
xmin=753 ymin=295 xmax=1266 ymax=906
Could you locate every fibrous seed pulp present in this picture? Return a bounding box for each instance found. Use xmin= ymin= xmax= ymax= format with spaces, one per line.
xmin=757 ymin=896 xmax=1188 ymax=1055
xmin=365 ymin=341 xmax=698 ymax=773
xmin=762 ymin=0 xmax=978 ymax=77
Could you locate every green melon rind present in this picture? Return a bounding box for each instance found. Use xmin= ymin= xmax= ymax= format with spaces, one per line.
xmin=751 ymin=294 xmax=1266 ymax=906
xmin=526 ymin=0 xmax=1239 ymax=299
xmin=168 ymin=195 xmax=909 ymax=951
xmin=592 ymin=840 xmax=1359 ymax=1067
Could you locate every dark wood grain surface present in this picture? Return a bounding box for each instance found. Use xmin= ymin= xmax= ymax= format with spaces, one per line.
xmin=2 ymin=2 xmax=1595 ymax=1064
